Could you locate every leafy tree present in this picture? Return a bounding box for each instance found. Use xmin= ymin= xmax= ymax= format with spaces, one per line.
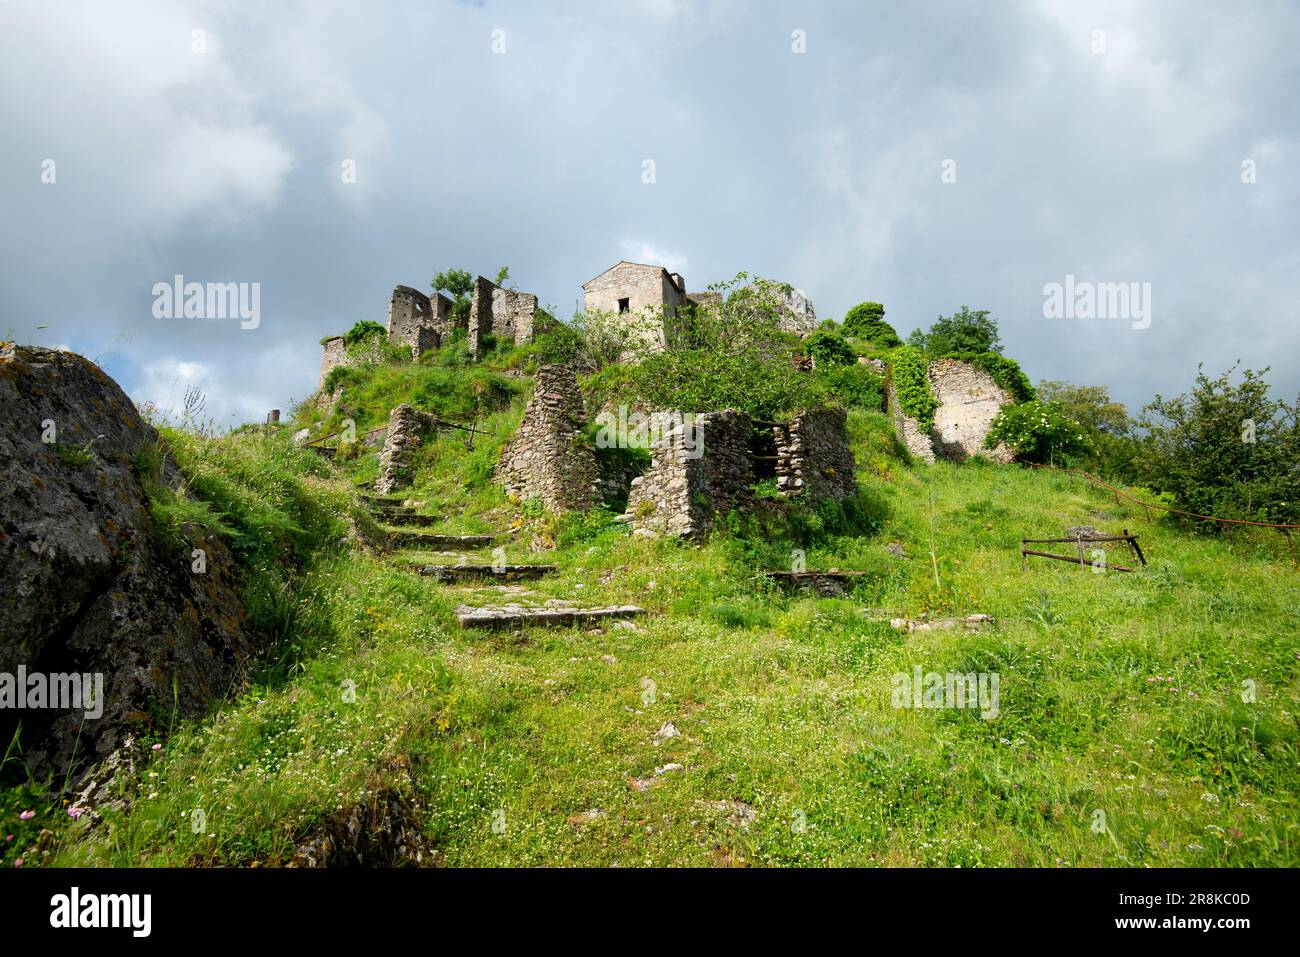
xmin=908 ymin=306 xmax=1002 ymax=356
xmin=432 ymin=267 xmax=475 ymax=324
xmin=806 ymin=329 xmax=855 ymax=366
xmin=1036 ymin=380 xmax=1129 ymax=435
xmin=1134 ymin=364 xmax=1300 ymax=525
xmin=843 ymin=301 xmax=901 ymax=347
xmin=495 ymin=265 xmax=515 ymax=290
xmin=1035 ymin=379 xmax=1138 ymax=478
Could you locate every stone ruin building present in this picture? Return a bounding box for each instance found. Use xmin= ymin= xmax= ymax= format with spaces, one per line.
xmin=888 ymin=357 xmax=1014 ymax=464
xmin=318 ymin=274 xmax=548 ymax=389
xmin=580 ymin=261 xmax=818 ymax=353
xmin=490 ymin=365 xmax=858 ymax=540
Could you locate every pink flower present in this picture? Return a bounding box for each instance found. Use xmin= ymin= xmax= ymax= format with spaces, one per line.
xmin=151 ymin=743 xmax=162 ymax=751
xmin=4 ymin=835 xmax=12 ymax=842
xmin=18 ymin=810 xmax=35 ymax=821
xmin=13 ymin=858 xmax=23 ymax=868
xmin=67 ymin=807 xmax=85 ymax=820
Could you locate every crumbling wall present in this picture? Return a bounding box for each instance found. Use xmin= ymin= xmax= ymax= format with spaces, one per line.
xmin=887 ymin=377 xmax=937 ymax=463
xmin=624 ymin=410 xmax=753 ymax=540
xmin=490 ymin=286 xmax=540 ymax=346
xmin=388 ymin=286 xmax=451 ymax=359
xmin=319 ymin=336 xmax=348 ymax=390
xmin=376 ymin=404 xmax=439 ymax=494
xmin=886 ymin=359 xmax=1015 ymax=464
xmin=468 ymin=276 xmax=542 ymax=358
xmin=495 ymin=365 xmax=600 ymax=511
xmin=928 ymin=359 xmax=1015 ymax=463
xmin=774 ymin=407 xmax=857 ymax=501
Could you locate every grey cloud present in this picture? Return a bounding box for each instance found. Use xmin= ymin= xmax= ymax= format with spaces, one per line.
xmin=1 ymin=0 xmax=1296 ymax=424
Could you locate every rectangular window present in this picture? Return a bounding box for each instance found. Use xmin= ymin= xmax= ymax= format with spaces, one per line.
xmin=617 ymin=297 xmax=630 ymax=313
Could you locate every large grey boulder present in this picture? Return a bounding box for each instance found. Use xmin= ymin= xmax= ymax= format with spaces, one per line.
xmin=0 ymin=345 xmax=257 ymax=780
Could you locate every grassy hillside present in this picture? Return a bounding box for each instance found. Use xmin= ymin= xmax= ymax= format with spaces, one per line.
xmin=16 ymin=344 xmax=1300 ymax=868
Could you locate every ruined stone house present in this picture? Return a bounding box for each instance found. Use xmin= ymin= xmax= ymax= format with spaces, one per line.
xmin=888 ymin=357 xmax=1014 ymax=464
xmin=319 ymin=273 xmax=549 ymax=391
xmin=581 ymin=261 xmax=719 ymax=354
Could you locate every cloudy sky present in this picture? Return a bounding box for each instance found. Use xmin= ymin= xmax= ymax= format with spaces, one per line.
xmin=2 ymin=0 xmax=1297 ymax=425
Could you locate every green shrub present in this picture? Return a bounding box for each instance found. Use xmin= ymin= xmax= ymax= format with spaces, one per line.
xmin=942 ymin=351 xmax=1035 ymax=403
xmin=986 ymin=400 xmax=1090 ymax=463
xmin=843 ymin=302 xmax=901 ymax=347
xmin=806 ymin=329 xmax=855 ymax=366
xmin=816 ymin=364 xmax=884 ymax=411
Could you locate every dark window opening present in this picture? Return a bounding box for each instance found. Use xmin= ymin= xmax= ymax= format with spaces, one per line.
xmin=750 ymin=428 xmax=778 ymax=481
xmin=617 ymin=297 xmax=630 ymax=313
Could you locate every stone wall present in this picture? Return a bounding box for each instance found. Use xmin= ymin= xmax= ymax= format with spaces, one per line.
xmin=468 ymin=276 xmax=542 ymax=358
xmin=774 ymin=407 xmax=857 ymax=501
xmin=624 ymin=410 xmax=753 ymax=540
xmin=929 ymin=359 xmax=1015 ymax=463
xmin=887 ymin=377 xmax=937 ymax=463
xmin=886 ymin=359 xmax=1015 ymax=464
xmin=495 ymin=365 xmax=600 ymax=511
xmin=376 ymin=404 xmax=439 ymax=494
xmin=583 ymin=261 xmax=686 ymax=319
xmin=319 ymin=336 xmax=348 ymax=390
xmin=490 ymin=285 xmax=540 ymax=346
xmin=388 ymin=286 xmax=453 ymax=359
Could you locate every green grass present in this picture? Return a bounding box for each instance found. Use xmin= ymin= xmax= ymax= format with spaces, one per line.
xmin=18 ymin=353 xmax=1299 ymax=868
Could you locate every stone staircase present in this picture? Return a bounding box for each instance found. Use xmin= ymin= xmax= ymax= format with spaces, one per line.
xmin=360 ymin=491 xmax=643 ymax=631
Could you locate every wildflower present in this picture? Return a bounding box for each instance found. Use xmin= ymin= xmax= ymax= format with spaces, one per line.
xmin=13 ymin=858 xmax=22 ymax=868
xmin=152 ymin=743 xmax=163 ymax=751
xmin=18 ymin=810 xmax=35 ymax=821
xmin=67 ymin=807 xmax=86 ymax=820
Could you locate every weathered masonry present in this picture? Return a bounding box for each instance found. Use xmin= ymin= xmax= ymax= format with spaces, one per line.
xmin=624 ymin=410 xmax=755 ymax=540
xmin=388 ymin=285 xmax=452 ymax=359
xmin=318 ymin=333 xmax=388 ymax=391
xmin=378 ymin=275 xmax=548 ymax=363
xmin=468 ymin=276 xmax=544 ymax=358
xmin=581 ymin=261 xmax=720 ymax=355
xmin=621 ymin=405 xmax=858 ymax=541
xmin=495 ymin=365 xmax=601 ymax=512
xmin=376 ymin=404 xmax=440 ymax=494
xmin=888 ymin=358 xmax=1014 ymax=464
xmin=773 ymin=407 xmax=857 ymax=501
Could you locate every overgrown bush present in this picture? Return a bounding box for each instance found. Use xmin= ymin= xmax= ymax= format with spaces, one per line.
xmin=342 ymin=320 xmax=386 ymax=347
xmin=816 ymin=364 xmax=884 ymax=411
xmin=985 ymin=400 xmax=1090 ymax=464
xmin=887 ymin=346 xmax=939 ymax=432
xmin=842 ymin=302 xmax=901 ymax=347
xmin=942 ymin=350 xmax=1035 ymax=403
xmin=1133 ymin=363 xmax=1300 ymax=525
xmin=806 ymin=329 xmax=855 ymax=366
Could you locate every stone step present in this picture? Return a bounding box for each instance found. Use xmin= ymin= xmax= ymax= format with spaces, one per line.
xmin=410 ymin=563 xmax=557 ymax=582
xmin=359 ymin=493 xmax=403 ymax=505
xmin=388 ymin=531 xmax=498 ymax=550
xmin=371 ymin=511 xmax=441 ymax=528
xmin=456 ymin=604 xmax=644 ymax=630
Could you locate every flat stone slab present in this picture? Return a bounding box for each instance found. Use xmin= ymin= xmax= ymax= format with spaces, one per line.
xmin=389 ymin=531 xmax=497 ymax=549
xmin=767 ymin=570 xmax=869 ymax=597
xmin=411 ymin=563 xmax=557 ymax=582
xmin=373 ymin=512 xmax=441 ymax=528
xmin=457 ymin=604 xmax=644 ymax=630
